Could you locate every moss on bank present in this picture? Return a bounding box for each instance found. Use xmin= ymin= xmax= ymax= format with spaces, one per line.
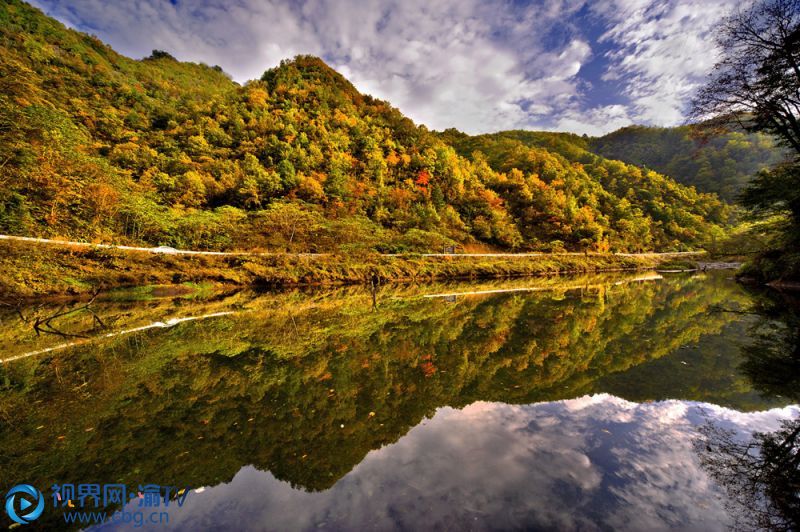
xmin=0 ymin=240 xmax=694 ymax=299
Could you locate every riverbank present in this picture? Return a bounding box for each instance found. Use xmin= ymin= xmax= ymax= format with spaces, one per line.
xmin=0 ymin=240 xmax=701 ymax=299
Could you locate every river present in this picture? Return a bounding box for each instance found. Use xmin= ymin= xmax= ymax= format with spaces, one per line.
xmin=0 ymin=270 xmax=797 ymax=530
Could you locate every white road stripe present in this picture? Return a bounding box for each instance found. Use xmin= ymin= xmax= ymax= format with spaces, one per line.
xmin=0 ymin=234 xmax=704 ymax=259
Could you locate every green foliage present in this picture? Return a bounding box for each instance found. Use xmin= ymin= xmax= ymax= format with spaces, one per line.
xmin=0 ymin=271 xmax=785 ymax=528
xmin=0 ymin=1 xmax=731 ymax=253
xmin=441 ymin=129 xmax=730 ymax=252
xmin=590 ymin=125 xmax=785 ymax=202
xmin=737 ymin=164 xmax=800 ymax=283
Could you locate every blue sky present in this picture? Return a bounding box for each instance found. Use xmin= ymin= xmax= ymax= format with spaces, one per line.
xmin=30 ymin=0 xmax=743 ymax=135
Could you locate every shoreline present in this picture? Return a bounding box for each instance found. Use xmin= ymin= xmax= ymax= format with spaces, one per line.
xmin=0 ymin=239 xmax=703 ymax=300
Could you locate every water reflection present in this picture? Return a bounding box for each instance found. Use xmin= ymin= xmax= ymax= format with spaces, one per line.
xmin=695 ymin=292 xmax=800 ymax=531
xmin=0 ymin=271 xmax=797 ymax=530
xmin=739 ymin=291 xmax=800 ymax=403
xmin=116 ymin=398 xmax=799 ymax=532
xmin=697 ymin=416 xmax=800 ymax=531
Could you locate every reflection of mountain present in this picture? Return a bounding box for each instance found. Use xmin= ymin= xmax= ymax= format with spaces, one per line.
xmin=165 ymin=397 xmax=799 ymax=531
xmin=0 ymin=273 xmax=774 ymax=523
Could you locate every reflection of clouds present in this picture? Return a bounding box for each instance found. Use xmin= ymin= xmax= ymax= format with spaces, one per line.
xmin=143 ymin=395 xmax=799 ymax=532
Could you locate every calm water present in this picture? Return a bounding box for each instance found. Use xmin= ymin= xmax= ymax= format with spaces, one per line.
xmin=0 ymin=271 xmax=798 ymax=530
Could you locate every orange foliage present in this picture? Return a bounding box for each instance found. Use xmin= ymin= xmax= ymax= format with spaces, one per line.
xmin=415 ymin=170 xmax=430 ymax=189
xmin=419 ymin=354 xmax=437 ymax=377
xmin=247 ymin=88 xmax=268 ymax=107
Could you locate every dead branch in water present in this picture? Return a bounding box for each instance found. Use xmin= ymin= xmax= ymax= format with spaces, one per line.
xmin=32 ymin=291 xmax=105 ymax=338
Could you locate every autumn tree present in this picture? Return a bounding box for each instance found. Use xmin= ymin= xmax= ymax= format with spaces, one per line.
xmin=692 ymin=0 xmax=800 ymax=153
xmin=692 ymin=0 xmax=800 ymax=281
xmin=259 ymin=201 xmax=323 ymax=250
xmin=0 ymin=1 xmax=735 ymax=253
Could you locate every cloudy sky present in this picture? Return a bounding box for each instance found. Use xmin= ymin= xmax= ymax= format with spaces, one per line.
xmin=30 ymin=0 xmax=743 ymax=135
xmin=153 ymin=396 xmax=799 ymax=530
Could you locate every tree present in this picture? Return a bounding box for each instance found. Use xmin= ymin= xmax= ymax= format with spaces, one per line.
xmin=145 ymin=50 xmax=177 ymax=61
xmin=741 ymin=163 xmax=800 ymax=230
xmin=277 ymin=159 xmax=298 ymax=190
xmin=259 ymin=201 xmax=322 ymax=250
xmin=239 ymin=153 xmax=281 ymax=208
xmin=691 ymin=0 xmax=800 ymax=154
xmin=696 ymin=418 xmax=800 ymax=531
xmin=692 ymin=0 xmax=800 ymax=281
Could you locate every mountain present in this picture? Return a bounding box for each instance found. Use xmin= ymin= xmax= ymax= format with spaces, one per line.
xmin=590 ymin=125 xmax=785 ymax=202
xmin=439 ymin=129 xmax=728 ymax=251
xmin=0 ymin=0 xmax=727 ymax=253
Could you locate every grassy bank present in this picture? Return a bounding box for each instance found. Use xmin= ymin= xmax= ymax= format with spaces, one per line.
xmin=0 ymin=240 xmax=690 ymax=299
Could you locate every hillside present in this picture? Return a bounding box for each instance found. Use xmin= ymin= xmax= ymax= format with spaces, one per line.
xmin=590 ymin=125 xmax=785 ymax=202
xmin=440 ymin=129 xmax=728 ymax=251
xmin=0 ymin=0 xmax=727 ymax=253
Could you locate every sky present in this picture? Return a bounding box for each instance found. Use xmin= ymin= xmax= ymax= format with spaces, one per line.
xmin=151 ymin=396 xmax=799 ymax=530
xmin=30 ymin=0 xmax=745 ymax=136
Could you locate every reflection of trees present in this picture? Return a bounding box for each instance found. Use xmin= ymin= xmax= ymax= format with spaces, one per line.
xmin=0 ymin=274 xmax=761 ymax=528
xmin=696 ymin=418 xmax=800 ymax=531
xmin=696 ymin=290 xmax=800 ymax=531
xmin=739 ymin=292 xmax=800 ymax=403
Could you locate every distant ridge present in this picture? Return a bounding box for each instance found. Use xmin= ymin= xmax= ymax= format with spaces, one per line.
xmin=590 ymin=125 xmax=784 ymax=202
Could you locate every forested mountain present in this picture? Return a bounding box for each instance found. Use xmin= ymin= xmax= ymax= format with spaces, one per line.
xmin=0 ymin=0 xmax=728 ymax=252
xmin=440 ymin=129 xmax=728 ymax=251
xmin=590 ymin=126 xmax=785 ymax=202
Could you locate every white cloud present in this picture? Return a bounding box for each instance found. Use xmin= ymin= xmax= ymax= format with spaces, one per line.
xmin=154 ymin=395 xmax=799 ymax=530
xmin=553 ymin=104 xmax=634 ymax=136
xmin=29 ymin=0 xmax=745 ymax=135
xmin=592 ymin=0 xmax=742 ymax=126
